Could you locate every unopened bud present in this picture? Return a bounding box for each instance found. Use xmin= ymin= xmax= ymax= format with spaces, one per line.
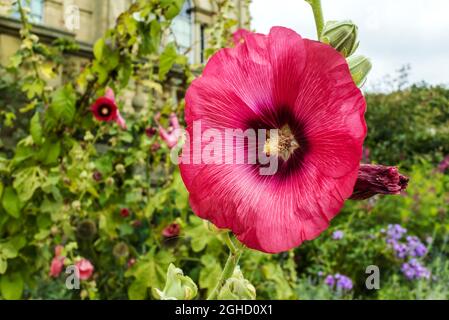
xmin=153 ymin=264 xmax=198 ymax=300
xmin=321 ymin=20 xmax=359 ymax=57
xmin=350 ymin=164 xmax=409 ymax=200
xmin=218 ymin=266 xmax=256 ymax=300
xmin=347 ymin=55 xmax=372 ymax=87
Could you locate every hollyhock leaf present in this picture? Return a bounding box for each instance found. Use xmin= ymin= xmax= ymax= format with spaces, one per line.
xmin=48 ymin=85 xmax=76 ymax=125
xmin=93 ymin=38 xmax=105 ymax=60
xmin=13 ymin=166 xmax=44 ymax=202
xmin=1 ymin=187 xmax=21 ymax=218
xmin=30 ymin=112 xmax=43 ymax=145
xmin=161 ymin=0 xmax=184 ymax=19
xmin=159 ymin=43 xmax=178 ymax=80
xmin=0 ymin=259 xmax=6 ymax=275
xmin=0 ymin=272 xmax=23 ymax=300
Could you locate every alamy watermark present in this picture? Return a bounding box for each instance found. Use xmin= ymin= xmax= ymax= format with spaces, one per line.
xmin=168 ymin=120 xmax=294 ymax=176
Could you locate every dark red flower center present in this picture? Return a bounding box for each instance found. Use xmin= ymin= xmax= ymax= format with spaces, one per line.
xmin=249 ymin=107 xmax=309 ymax=178
xmin=99 ymin=104 xmax=112 ymax=118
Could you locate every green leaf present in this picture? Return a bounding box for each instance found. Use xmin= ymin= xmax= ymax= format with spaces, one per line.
xmin=93 ymin=38 xmax=105 ymax=60
xmin=159 ymin=43 xmax=178 ymax=80
xmin=1 ymin=187 xmax=21 ymax=218
xmin=30 ymin=112 xmax=43 ymax=145
xmin=13 ymin=167 xmax=44 ymax=202
xmin=0 ymin=259 xmax=6 ymax=275
xmin=0 ymin=243 xmax=18 ymax=259
xmin=199 ymin=255 xmax=222 ymax=293
xmin=162 ymin=0 xmax=185 ymax=19
xmin=0 ymin=273 xmax=24 ymax=300
xmin=38 ymin=139 xmax=61 ymax=165
xmin=48 ymin=85 xmax=76 ymax=125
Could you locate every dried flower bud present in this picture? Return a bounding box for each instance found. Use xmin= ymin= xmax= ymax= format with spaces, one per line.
xmin=92 ymin=171 xmax=102 ymax=181
xmin=76 ymin=219 xmax=98 ymax=241
xmin=153 ymin=264 xmax=198 ymax=300
xmin=112 ymin=242 xmax=129 ymax=259
xmin=350 ymin=164 xmax=409 ymax=200
xmin=218 ymin=266 xmax=256 ymax=300
xmin=146 ymin=127 xmax=157 ymax=138
xmin=321 ymin=20 xmax=359 ymax=57
xmin=347 ymin=55 xmax=372 ymax=87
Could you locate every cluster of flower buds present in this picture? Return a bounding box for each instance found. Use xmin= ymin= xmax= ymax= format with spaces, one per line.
xmin=153 ymin=264 xmax=198 ymax=300
xmin=320 ymin=20 xmax=372 ymax=87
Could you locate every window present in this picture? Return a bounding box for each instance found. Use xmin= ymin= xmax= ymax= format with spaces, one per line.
xmin=170 ymin=0 xmax=193 ymax=62
xmin=200 ymin=23 xmax=206 ymax=63
xmin=11 ymin=0 xmax=44 ymax=24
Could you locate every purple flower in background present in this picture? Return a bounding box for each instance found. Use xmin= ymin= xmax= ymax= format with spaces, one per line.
xmin=332 ymin=230 xmax=344 ymax=240
xmin=324 ymin=275 xmax=335 ymax=287
xmin=335 ymin=274 xmax=353 ymax=291
xmin=406 ymin=236 xmax=427 ymax=257
xmin=386 ymin=224 xmax=407 ymax=241
xmin=392 ymin=241 xmax=408 ymax=259
xmin=401 ymin=259 xmax=431 ymax=280
xmin=325 ymin=273 xmax=353 ymax=291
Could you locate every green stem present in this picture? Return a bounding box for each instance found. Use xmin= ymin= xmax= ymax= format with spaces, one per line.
xmin=306 ymin=0 xmax=325 ymax=39
xmin=207 ymin=233 xmax=243 ymax=300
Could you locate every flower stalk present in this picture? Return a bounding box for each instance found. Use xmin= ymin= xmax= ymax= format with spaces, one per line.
xmin=207 ymin=233 xmax=243 ymax=300
xmin=305 ymin=0 xmax=325 ymax=39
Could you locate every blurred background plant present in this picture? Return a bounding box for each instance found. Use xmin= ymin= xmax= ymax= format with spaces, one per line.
xmin=0 ymin=0 xmax=448 ymax=300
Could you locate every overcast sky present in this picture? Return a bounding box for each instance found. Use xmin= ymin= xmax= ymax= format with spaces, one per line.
xmin=250 ymin=0 xmax=449 ymax=91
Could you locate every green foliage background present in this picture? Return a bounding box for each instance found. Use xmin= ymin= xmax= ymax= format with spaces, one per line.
xmin=0 ymin=0 xmax=448 ymax=300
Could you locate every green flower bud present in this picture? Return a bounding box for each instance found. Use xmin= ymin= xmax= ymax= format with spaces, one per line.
xmin=217 ymin=266 xmax=256 ymax=300
xmin=321 ymin=20 xmax=359 ymax=57
xmin=347 ymin=55 xmax=372 ymax=88
xmin=112 ymin=242 xmax=129 ymax=259
xmin=153 ymin=264 xmax=198 ymax=300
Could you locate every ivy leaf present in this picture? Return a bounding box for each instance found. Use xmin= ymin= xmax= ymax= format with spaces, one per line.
xmin=30 ymin=112 xmax=43 ymax=145
xmin=1 ymin=187 xmax=21 ymax=218
xmin=0 ymin=272 xmax=24 ymax=300
xmin=48 ymin=85 xmax=76 ymax=125
xmin=159 ymin=43 xmax=178 ymax=81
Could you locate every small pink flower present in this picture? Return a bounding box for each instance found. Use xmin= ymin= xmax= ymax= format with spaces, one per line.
xmin=50 ymin=256 xmax=65 ymax=278
xmin=54 ymin=245 xmax=64 ymax=257
xmin=156 ymin=113 xmax=182 ymax=149
xmin=162 ymin=223 xmax=181 ymax=238
xmin=91 ymin=88 xmax=126 ymax=129
xmin=75 ymin=258 xmax=94 ymax=281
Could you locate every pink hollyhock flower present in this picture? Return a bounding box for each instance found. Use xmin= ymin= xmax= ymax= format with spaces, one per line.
xmin=350 ymin=164 xmax=409 ymax=200
xmin=162 ymin=223 xmax=181 ymax=238
xmin=50 ymin=245 xmax=65 ymax=277
xmin=75 ymin=258 xmax=94 ymax=280
xmin=156 ymin=113 xmax=182 ymax=149
xmin=179 ymin=27 xmax=367 ymax=253
xmin=50 ymin=256 xmax=65 ymax=278
xmin=91 ymin=88 xmax=126 ymax=129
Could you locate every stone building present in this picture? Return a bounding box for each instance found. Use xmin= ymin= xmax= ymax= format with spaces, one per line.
xmin=0 ymin=0 xmax=250 ymax=66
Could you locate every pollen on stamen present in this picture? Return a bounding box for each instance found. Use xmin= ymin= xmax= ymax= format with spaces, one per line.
xmin=264 ymin=125 xmax=300 ymax=161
